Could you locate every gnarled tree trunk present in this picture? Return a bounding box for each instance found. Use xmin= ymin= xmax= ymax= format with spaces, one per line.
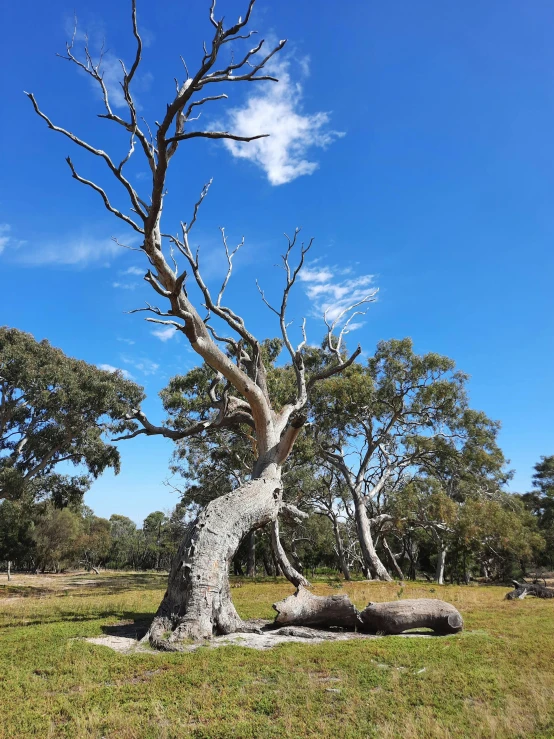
xmin=146 ymin=470 xmax=282 ymax=649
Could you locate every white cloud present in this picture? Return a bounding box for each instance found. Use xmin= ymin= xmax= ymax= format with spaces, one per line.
xmin=112 ymin=281 xmax=138 ymax=290
xmin=218 ymin=59 xmax=344 ymax=185
xmin=152 ymin=326 xmax=177 ymax=342
xmin=9 ymin=233 xmax=132 ymax=267
xmin=0 ymin=224 xmax=10 ymax=254
xmin=122 ymin=266 xmax=144 ymax=276
xmin=117 ymin=337 xmax=135 ymax=346
xmin=121 ymin=356 xmax=159 ymax=376
xmin=299 ymin=263 xmax=378 ymax=325
xmin=97 ymin=363 xmax=134 ymax=380
xmin=0 ymin=224 xmax=26 ymax=255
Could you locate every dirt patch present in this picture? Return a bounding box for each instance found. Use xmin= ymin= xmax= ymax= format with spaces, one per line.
xmin=85 ymin=621 xmax=440 ymax=654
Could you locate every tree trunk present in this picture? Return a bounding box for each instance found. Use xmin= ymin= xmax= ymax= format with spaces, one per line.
xmin=436 ymin=544 xmax=448 ymax=585
xmin=246 ymin=531 xmax=256 ymax=577
xmin=270 ymin=519 xmax=310 ymax=588
xmin=7 ymin=561 xmax=11 ymax=581
xmin=145 ymin=471 xmax=283 ymax=648
xmin=353 ymin=495 xmax=392 ymax=581
xmin=262 ymin=550 xmax=275 ymax=576
xmin=273 ymin=586 xmax=359 ymax=629
xmin=382 ymin=538 xmax=404 ymax=580
xmin=272 ymin=588 xmax=463 ymax=635
xmin=233 ymin=559 xmax=244 ymax=576
xmin=359 ymin=599 xmax=463 ymax=635
xmin=332 ymin=518 xmax=351 ymax=581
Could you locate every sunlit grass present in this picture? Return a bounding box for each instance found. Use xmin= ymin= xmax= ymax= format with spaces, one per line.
xmin=0 ymin=572 xmax=553 ymax=738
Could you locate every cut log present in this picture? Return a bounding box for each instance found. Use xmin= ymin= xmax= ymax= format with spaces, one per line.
xmin=505 ymin=581 xmax=554 ymax=600
xmin=359 ymin=599 xmax=463 ymax=635
xmin=272 ymin=587 xmax=463 ymax=636
xmin=273 ymin=586 xmax=360 ymax=629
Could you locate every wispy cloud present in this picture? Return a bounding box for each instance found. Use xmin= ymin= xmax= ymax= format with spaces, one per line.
xmin=299 ymin=262 xmax=377 ymax=324
xmin=5 ymin=231 xmax=133 ymax=267
xmin=152 ymin=326 xmax=177 ymax=342
xmin=0 ymin=224 xmax=26 ymax=255
xmin=122 ymin=266 xmax=144 ymax=276
xmin=117 ymin=337 xmax=135 ymax=346
xmin=121 ymin=356 xmax=159 ymax=376
xmin=97 ymin=363 xmax=134 ymax=380
xmin=112 ymin=281 xmax=138 ymax=290
xmin=218 ymin=58 xmax=344 ymax=185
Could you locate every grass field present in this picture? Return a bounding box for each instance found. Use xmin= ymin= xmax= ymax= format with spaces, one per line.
xmin=1 ymin=573 xmax=553 ymax=738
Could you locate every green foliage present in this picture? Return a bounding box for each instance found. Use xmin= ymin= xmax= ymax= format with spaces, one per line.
xmin=0 ymin=327 xmax=144 ymax=504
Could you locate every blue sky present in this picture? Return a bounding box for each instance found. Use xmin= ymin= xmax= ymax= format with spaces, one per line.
xmin=1 ymin=0 xmax=553 ymax=524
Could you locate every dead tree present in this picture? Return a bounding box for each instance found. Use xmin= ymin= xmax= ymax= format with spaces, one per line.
xmin=27 ymin=0 xmax=372 ymax=647
xmin=505 ymin=580 xmax=554 ymax=600
xmin=273 ymin=586 xmax=463 ymax=635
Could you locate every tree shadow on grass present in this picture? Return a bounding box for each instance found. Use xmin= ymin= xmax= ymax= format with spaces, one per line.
xmin=101 ymin=616 xmax=151 ymax=640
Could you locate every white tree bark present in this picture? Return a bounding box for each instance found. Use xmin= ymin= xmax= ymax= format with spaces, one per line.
xmin=353 ymin=494 xmax=393 ymax=581
xmin=435 ymin=544 xmax=448 ymax=585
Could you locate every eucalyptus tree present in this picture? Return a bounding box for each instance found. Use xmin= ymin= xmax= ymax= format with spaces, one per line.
xmin=312 ymin=338 xmax=501 ymax=582
xmin=0 ymin=327 xmax=144 ymax=505
xmin=522 ymin=455 xmax=554 ymax=568
xmin=27 ymin=1 xmax=371 ymax=646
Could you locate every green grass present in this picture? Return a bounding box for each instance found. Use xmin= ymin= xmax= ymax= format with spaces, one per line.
xmin=1 ymin=573 xmax=553 ymax=738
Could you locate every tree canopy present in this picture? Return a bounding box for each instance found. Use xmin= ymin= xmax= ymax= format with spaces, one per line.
xmin=0 ymin=327 xmax=144 ymax=505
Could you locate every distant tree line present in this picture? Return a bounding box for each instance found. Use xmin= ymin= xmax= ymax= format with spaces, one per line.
xmin=1 ymin=327 xmax=551 ymax=583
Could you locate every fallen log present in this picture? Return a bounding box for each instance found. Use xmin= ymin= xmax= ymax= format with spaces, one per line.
xmin=359 ymin=599 xmax=463 ymax=635
xmin=272 ymin=586 xmax=463 ymax=635
xmin=273 ymin=586 xmax=360 ymax=629
xmin=505 ymin=581 xmax=554 ymax=600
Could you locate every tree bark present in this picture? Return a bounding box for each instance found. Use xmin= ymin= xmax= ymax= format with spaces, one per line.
xmin=273 ymin=585 xmax=359 ymax=629
xmin=145 ymin=470 xmax=283 ymax=649
xmin=359 ymin=598 xmax=463 ymax=635
xmin=435 ymin=544 xmax=448 ymax=585
xmin=7 ymin=561 xmax=11 ymax=581
xmin=332 ymin=518 xmax=351 ymax=581
xmin=272 ymin=588 xmax=463 ymax=635
xmin=246 ymin=531 xmax=256 ymax=577
xmin=382 ymin=537 xmax=404 ymax=580
xmin=262 ymin=550 xmax=275 ymax=576
xmin=270 ymin=519 xmax=310 ymax=588
xmin=353 ymin=495 xmax=392 ymax=581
